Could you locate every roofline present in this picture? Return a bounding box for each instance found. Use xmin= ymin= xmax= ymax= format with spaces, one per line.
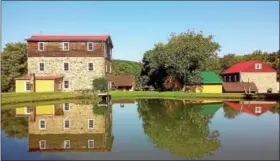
xmin=25 ymin=35 xmax=114 ymax=48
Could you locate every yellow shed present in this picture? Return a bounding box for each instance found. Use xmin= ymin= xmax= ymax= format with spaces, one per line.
xmin=186 ymin=71 xmax=223 ymax=93
xmin=15 ymin=74 xmax=63 ymax=93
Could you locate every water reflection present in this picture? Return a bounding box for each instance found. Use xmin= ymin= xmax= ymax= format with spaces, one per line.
xmin=1 ymin=99 xmax=279 ymax=160
xmin=137 ymin=99 xmax=222 ymax=160
xmin=13 ymin=102 xmax=113 ymax=152
xmin=224 ymin=101 xmax=278 ymax=117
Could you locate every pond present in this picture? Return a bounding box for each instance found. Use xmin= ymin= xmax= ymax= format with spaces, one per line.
xmin=1 ymin=99 xmax=279 ymax=160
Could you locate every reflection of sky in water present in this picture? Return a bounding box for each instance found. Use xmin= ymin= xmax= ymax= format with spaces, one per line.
xmin=1 ymin=101 xmax=279 ymax=160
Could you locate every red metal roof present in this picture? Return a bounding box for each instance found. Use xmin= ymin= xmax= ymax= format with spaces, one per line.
xmin=15 ymin=74 xmax=63 ymax=80
xmin=224 ymin=101 xmax=276 ymax=116
xmin=222 ymin=60 xmax=276 ymax=74
xmin=26 ymin=35 xmax=110 ymax=41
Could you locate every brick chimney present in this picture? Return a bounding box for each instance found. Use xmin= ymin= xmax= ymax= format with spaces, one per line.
xmin=30 ymin=73 xmax=36 ymax=92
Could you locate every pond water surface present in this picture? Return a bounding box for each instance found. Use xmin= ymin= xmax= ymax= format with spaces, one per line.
xmin=1 ymin=99 xmax=279 ymax=160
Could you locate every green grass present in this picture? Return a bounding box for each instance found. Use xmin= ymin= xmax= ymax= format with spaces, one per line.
xmin=109 ymin=91 xmax=245 ymax=99
xmin=1 ymin=92 xmax=97 ymax=105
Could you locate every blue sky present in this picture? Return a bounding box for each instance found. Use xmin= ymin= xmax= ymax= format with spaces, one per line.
xmin=2 ymin=1 xmax=279 ymax=61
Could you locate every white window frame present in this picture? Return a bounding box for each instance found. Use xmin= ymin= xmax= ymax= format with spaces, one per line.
xmin=109 ymin=64 xmax=112 ymax=73
xmin=88 ymin=140 xmax=94 ymax=149
xmin=25 ymin=106 xmax=33 ymax=114
xmin=105 ymin=64 xmax=108 ymax=73
xmin=87 ymin=42 xmax=94 ymax=51
xmin=63 ymin=103 xmax=70 ymax=112
xmin=62 ymin=42 xmax=69 ymax=51
xmin=39 ymin=140 xmax=46 ymax=149
xmin=64 ymin=80 xmax=69 ymax=89
xmin=88 ymin=119 xmax=94 ymax=129
xmin=39 ymin=119 xmax=46 ymax=129
xmin=38 ymin=62 xmax=45 ymax=72
xmin=88 ymin=62 xmax=94 ymax=71
xmin=63 ymin=62 xmax=69 ymax=71
xmin=64 ymin=119 xmax=70 ymax=129
xmin=64 ymin=140 xmax=71 ymax=149
xmin=255 ymin=63 xmax=262 ymax=70
xmin=24 ymin=80 xmax=32 ymax=92
xmin=255 ymin=106 xmax=262 ymax=114
xmin=38 ymin=42 xmax=44 ymax=51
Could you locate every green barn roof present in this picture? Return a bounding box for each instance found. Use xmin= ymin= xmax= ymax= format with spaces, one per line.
xmin=201 ymin=71 xmax=223 ymax=84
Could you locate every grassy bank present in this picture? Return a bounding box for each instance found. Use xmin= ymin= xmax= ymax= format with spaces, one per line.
xmin=0 ymin=91 xmax=249 ymax=107
xmin=1 ymin=92 xmax=97 ymax=105
xmin=109 ymin=91 xmax=245 ymax=99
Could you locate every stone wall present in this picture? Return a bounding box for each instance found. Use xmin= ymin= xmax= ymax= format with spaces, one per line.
xmin=240 ymin=72 xmax=279 ymax=93
xmin=28 ymin=57 xmax=105 ymax=91
xmin=29 ymin=103 xmax=106 ymax=134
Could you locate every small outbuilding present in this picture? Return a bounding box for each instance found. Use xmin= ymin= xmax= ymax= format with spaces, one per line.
xmin=106 ymin=75 xmax=135 ymax=91
xmin=186 ymin=71 xmax=223 ymax=93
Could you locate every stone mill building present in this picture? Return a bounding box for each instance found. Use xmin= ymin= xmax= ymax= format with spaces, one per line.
xmin=15 ymin=35 xmax=113 ymax=92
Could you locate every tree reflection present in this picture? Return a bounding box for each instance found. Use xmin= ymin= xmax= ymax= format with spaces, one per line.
xmin=270 ymin=102 xmax=279 ymax=114
xmin=137 ymin=99 xmax=221 ymax=160
xmin=1 ymin=109 xmax=28 ymax=138
xmin=222 ymin=104 xmax=241 ymax=119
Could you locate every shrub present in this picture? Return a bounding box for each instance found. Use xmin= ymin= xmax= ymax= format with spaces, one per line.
xmin=92 ymin=77 xmax=108 ymax=92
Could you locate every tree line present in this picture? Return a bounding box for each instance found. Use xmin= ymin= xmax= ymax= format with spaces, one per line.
xmin=1 ymin=32 xmax=279 ymax=92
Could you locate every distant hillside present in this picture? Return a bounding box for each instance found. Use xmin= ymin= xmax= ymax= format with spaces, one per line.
xmin=112 ymin=59 xmax=141 ymax=76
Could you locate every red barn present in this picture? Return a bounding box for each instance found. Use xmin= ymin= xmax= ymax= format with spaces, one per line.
xmin=221 ymin=60 xmax=279 ymax=93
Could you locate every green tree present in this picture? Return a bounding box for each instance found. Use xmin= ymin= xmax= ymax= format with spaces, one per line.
xmin=1 ymin=42 xmax=27 ymax=92
xmin=137 ymin=99 xmax=221 ymax=160
xmin=140 ymin=30 xmax=221 ymax=90
xmin=92 ymin=77 xmax=108 ymax=92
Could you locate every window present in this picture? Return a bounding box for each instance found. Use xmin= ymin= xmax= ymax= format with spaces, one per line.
xmin=64 ymin=140 xmax=71 ymax=149
xmin=105 ymin=64 xmax=108 ymax=72
xmin=64 ymin=119 xmax=70 ymax=129
xmin=64 ymin=62 xmax=69 ymax=71
xmin=88 ymin=140 xmax=94 ymax=148
xmin=39 ymin=63 xmax=45 ymax=71
xmin=39 ymin=140 xmax=46 ymax=149
xmin=38 ymin=42 xmax=44 ymax=51
xmin=39 ymin=119 xmax=46 ymax=129
xmin=88 ymin=63 xmax=93 ymax=71
xmin=88 ymin=119 xmax=94 ymax=129
xmin=25 ymin=81 xmax=31 ymax=91
xmin=255 ymin=63 xmax=262 ymax=69
xmin=62 ymin=42 xmax=69 ymax=51
xmin=229 ymin=76 xmax=231 ymax=82
xmin=109 ymin=65 xmax=112 ymax=73
xmin=64 ymin=81 xmax=69 ymax=89
xmin=255 ymin=106 xmax=262 ymax=114
xmin=223 ymin=76 xmax=226 ymax=82
xmin=26 ymin=106 xmax=33 ymax=114
xmin=63 ymin=103 xmax=70 ymax=112
xmin=87 ymin=42 xmax=94 ymax=51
